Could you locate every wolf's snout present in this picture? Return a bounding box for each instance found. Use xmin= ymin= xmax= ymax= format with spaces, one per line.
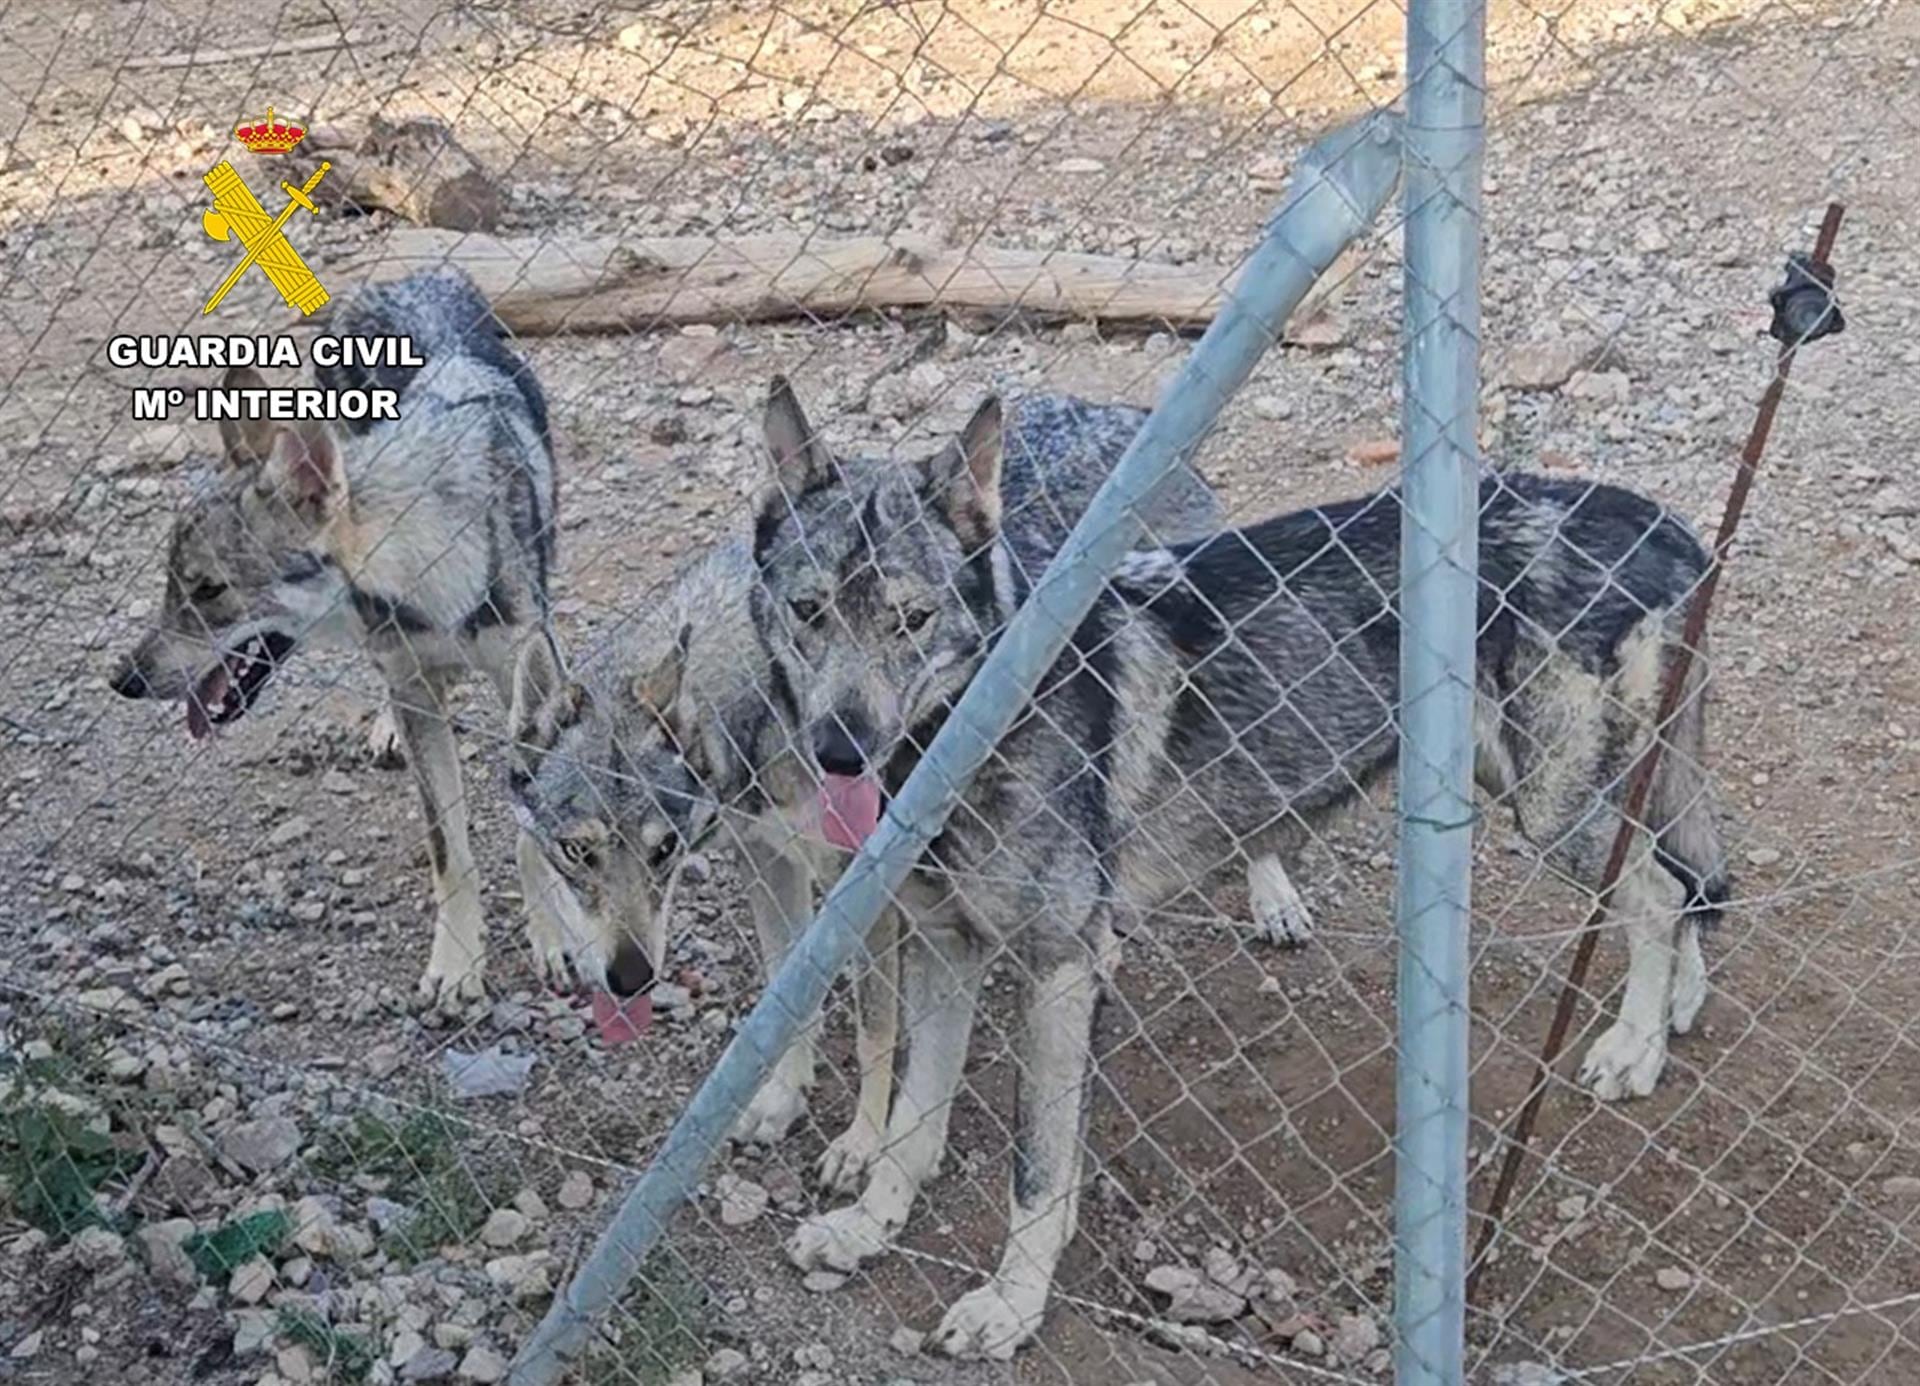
xmin=608 ymin=937 xmax=656 ymax=999
xmin=593 ymin=939 xmax=657 ymax=1046
xmin=812 ymin=714 xmax=869 ymax=776
xmin=109 ymin=658 xmax=152 ymax=700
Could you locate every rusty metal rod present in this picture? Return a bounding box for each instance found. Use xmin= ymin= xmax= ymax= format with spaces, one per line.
xmin=1465 ymin=202 xmax=1845 ymax=1303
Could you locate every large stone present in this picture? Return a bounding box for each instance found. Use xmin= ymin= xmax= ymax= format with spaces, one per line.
xmin=1566 ymin=368 xmax=1630 ymax=405
xmin=484 ymin=1252 xmax=554 ymax=1303
xmin=364 ymin=1044 xmax=405 ymax=1080
xmin=1504 ymin=338 xmax=1593 ymax=391
xmin=1203 ymin=1246 xmax=1253 ymax=1296
xmin=267 ymin=816 xmax=312 ymax=848
xmin=136 ymin=1218 xmax=199 ymax=1286
xmin=153 ymin=1154 xmax=220 ymax=1214
xmin=232 ymin=1309 xmax=276 ymax=1356
xmin=457 ymin=1346 xmax=509 ymax=1383
xmin=278 ymin=1344 xmax=317 ymax=1383
xmin=715 ymin=1174 xmax=768 ymax=1227
xmin=228 ymin=1255 xmax=276 ymax=1304
xmin=221 ymin=1116 xmax=302 ymax=1172
xmin=479 ymin=1208 xmax=529 ymax=1248
xmin=388 ymin=1330 xmax=426 ymax=1368
xmin=1143 ymin=1265 xmax=1246 ymax=1324
xmin=401 ymin=1345 xmax=459 ymax=1381
xmin=1333 ymin=1314 xmax=1382 ymax=1361
xmin=71 ymin=1226 xmax=127 ymax=1271
xmin=291 ymin=1195 xmax=343 ymax=1256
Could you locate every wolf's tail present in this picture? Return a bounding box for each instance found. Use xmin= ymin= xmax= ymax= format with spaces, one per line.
xmin=1650 ymin=633 xmax=1730 ymax=928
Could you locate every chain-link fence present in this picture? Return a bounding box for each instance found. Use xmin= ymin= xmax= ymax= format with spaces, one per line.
xmin=1 ymin=1 xmax=1915 ymax=1384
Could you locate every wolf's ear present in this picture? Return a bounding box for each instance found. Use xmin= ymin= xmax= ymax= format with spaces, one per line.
xmin=218 ymin=367 xmax=277 ymax=465
xmin=762 ymin=376 xmax=832 ymax=498
xmin=630 ymin=625 xmax=689 ymax=724
xmin=927 ymin=394 xmax=1003 ymax=552
xmin=265 ymin=422 xmax=349 ymax=518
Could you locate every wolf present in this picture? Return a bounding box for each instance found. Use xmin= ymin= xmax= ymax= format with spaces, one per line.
xmin=110 ymin=266 xmax=573 ymax=1005
xmin=743 ymin=381 xmax=1728 ymax=1357
xmin=505 ymin=386 xmax=1313 ymax=1190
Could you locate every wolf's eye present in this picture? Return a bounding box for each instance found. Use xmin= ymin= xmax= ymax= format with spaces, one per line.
xmin=191 ymin=579 xmax=229 ymax=604
xmin=559 ymin=838 xmax=602 ymax=872
xmin=790 ymin=597 xmax=824 ymax=627
xmin=901 ymin=606 xmax=933 ymax=635
xmin=647 ymin=832 xmax=678 ymax=872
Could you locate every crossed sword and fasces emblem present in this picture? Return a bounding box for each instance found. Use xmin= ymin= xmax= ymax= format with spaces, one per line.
xmin=200 ymin=160 xmax=333 ymax=315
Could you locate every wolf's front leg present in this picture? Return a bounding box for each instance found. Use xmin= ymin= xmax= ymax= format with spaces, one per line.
xmin=732 ymin=838 xmax=820 ymax=1145
xmin=819 ymin=905 xmax=900 ymax=1193
xmin=933 ymin=936 xmax=1102 ymax=1360
xmin=1578 ymin=859 xmax=1682 ymax=1101
xmin=390 ymin=676 xmax=488 ymax=1005
xmin=515 ymin=830 xmax=574 ymax=991
xmin=788 ymin=927 xmax=982 ymax=1274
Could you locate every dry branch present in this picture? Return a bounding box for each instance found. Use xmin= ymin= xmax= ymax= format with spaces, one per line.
xmin=348 ymin=230 xmax=1360 ymax=336
xmin=306 ymin=118 xmax=502 ymax=232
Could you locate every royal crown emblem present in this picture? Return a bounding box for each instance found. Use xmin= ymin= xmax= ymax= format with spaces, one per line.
xmin=233 ymin=106 xmax=305 ymax=155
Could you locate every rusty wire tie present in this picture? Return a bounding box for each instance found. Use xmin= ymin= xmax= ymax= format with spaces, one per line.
xmin=1466 ymin=201 xmax=1848 ymax=1302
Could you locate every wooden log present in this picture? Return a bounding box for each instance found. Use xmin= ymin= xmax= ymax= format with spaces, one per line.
xmin=125 ymin=31 xmax=363 ymax=71
xmin=347 ymin=229 xmax=1361 ymax=336
xmin=305 ymin=118 xmax=501 ymax=232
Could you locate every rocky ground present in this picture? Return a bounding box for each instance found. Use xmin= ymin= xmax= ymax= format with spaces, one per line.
xmin=2 ymin=0 xmax=1919 ymax=1383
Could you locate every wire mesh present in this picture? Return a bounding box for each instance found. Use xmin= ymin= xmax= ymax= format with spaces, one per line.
xmin=0 ymin=0 xmax=1915 ymax=1384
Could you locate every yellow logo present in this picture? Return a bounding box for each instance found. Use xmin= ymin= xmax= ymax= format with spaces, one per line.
xmin=200 ymin=108 xmax=331 ymax=316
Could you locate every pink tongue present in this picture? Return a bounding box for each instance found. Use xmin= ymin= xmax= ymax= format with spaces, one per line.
xmin=819 ymin=773 xmax=882 ymax=851
xmin=591 ymin=990 xmax=653 ymax=1045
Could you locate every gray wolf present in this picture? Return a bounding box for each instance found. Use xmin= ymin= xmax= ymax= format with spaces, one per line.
xmin=110 ymin=266 xmax=572 ymax=1006
xmin=746 ymin=382 xmax=1727 ymax=1357
xmin=506 ymin=386 xmax=1289 ymax=1188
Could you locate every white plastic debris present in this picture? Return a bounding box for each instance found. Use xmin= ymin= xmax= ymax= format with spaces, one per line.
xmin=440 ymin=1046 xmax=535 ymax=1099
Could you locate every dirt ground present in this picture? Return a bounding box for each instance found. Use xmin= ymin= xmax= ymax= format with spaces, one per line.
xmin=1 ymin=0 xmax=1918 ymax=1383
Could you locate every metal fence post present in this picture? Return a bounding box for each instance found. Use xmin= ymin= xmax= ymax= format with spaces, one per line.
xmin=505 ymin=110 xmax=1403 ymax=1386
xmin=1395 ymin=0 xmax=1484 ymax=1381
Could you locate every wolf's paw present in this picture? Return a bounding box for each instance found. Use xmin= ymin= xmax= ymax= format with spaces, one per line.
xmin=527 ymin=938 xmax=571 ymax=994
xmin=417 ymin=963 xmax=486 ymax=1008
xmin=1247 ymin=855 xmax=1313 ymax=948
xmin=785 ymin=1204 xmax=898 ymax=1274
xmin=817 ymin=1120 xmax=882 ymax=1196
xmin=366 ymin=707 xmax=405 ymax=768
xmin=523 ymin=914 xmax=572 ymax=994
xmin=934 ymin=1283 xmax=1045 ymax=1360
xmin=1578 ymin=1021 xmax=1667 ymax=1101
xmin=418 ymin=931 xmax=487 ymax=1007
